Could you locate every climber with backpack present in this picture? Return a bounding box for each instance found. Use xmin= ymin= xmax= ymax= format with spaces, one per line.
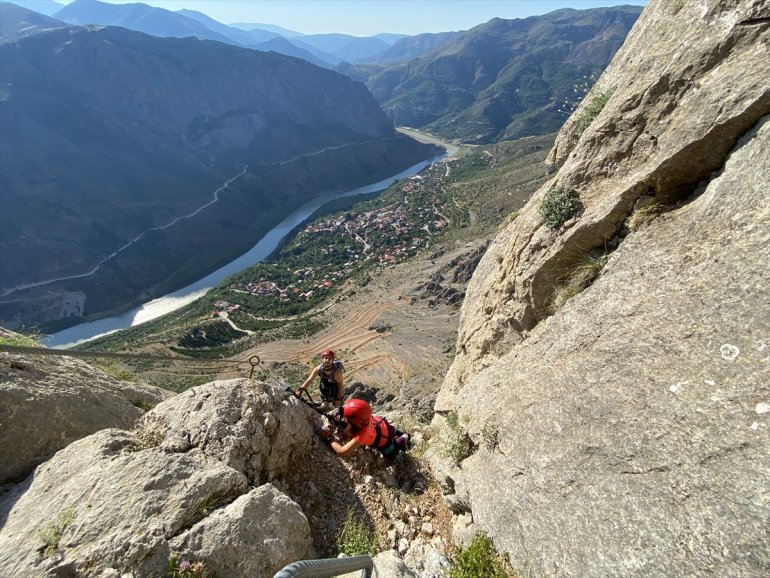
xmin=318 ymin=398 xmax=410 ymax=460
xmin=296 ymin=348 xmax=345 ymax=409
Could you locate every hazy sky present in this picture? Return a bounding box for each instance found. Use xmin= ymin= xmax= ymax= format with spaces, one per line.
xmin=55 ymin=0 xmax=648 ymax=36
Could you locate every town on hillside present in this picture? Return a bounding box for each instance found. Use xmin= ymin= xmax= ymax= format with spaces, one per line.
xmin=225 ymin=159 xmax=463 ymax=316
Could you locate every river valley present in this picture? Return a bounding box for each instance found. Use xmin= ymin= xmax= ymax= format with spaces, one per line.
xmin=45 ymin=140 xmax=452 ymax=347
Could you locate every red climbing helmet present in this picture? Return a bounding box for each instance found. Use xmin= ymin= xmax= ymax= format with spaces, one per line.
xmin=342 ymin=398 xmax=372 ymax=429
xmin=321 ymin=349 xmax=335 ymax=359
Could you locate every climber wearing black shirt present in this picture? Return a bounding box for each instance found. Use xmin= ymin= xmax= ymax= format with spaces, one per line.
xmin=297 ymin=348 xmax=344 ymax=408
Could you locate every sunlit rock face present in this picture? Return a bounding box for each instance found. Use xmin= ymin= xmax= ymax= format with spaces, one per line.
xmin=0 ymin=327 xmax=173 ymax=484
xmin=0 ymin=379 xmax=316 ymax=577
xmin=429 ymin=0 xmax=770 ymax=575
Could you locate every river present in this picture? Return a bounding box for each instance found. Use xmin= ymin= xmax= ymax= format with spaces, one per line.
xmin=45 ymin=151 xmax=446 ymax=348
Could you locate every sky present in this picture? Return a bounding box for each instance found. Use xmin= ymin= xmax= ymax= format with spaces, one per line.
xmin=54 ymin=0 xmax=648 ymax=36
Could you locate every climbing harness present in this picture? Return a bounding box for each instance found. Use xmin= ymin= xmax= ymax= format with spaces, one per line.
xmin=318 ymin=359 xmax=344 ymax=401
xmin=370 ymin=416 xmax=398 ymax=454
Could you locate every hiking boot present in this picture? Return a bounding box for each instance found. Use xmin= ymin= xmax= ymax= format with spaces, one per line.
xmin=396 ymin=433 xmax=410 ymax=452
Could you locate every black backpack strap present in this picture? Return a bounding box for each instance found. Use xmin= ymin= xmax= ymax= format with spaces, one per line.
xmin=371 ymin=417 xmax=396 ymax=449
xmin=318 ymin=363 xmax=339 ymax=400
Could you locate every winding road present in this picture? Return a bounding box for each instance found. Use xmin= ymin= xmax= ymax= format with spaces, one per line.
xmin=1 ymin=166 xmax=249 ymax=298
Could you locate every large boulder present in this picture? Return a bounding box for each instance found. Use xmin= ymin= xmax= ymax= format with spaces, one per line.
xmin=0 ymin=379 xmax=316 ymax=577
xmin=0 ymin=331 xmax=173 ymax=484
xmin=429 ymin=0 xmax=770 ymax=576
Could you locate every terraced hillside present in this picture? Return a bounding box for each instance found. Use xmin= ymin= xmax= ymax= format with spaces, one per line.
xmin=75 ymin=133 xmax=553 ymax=406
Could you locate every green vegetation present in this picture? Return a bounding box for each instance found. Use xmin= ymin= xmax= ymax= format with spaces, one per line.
xmin=158 ymin=373 xmax=224 ymax=393
xmin=180 ymin=494 xmax=230 ymax=530
xmin=132 ymin=399 xmax=156 ymax=412
xmin=450 ymin=532 xmax=509 ymax=578
xmin=482 ymin=421 xmax=499 ymax=451
xmin=539 ymin=184 xmax=582 ymax=229
xmin=626 ymin=201 xmax=665 ymax=231
xmin=550 ymin=251 xmax=609 ymax=312
xmin=557 ymin=73 xmax=599 ymax=117
xmin=195 ymin=134 xmax=554 ymax=330
xmin=336 ymin=508 xmax=379 ymax=556
xmin=177 ymin=320 xmax=246 ymax=348
xmin=442 ymin=411 xmax=474 ymax=465
xmin=575 ymin=87 xmax=615 ymax=134
xmin=0 ymin=327 xmax=42 ymax=346
xmin=99 ymin=362 xmax=136 ymax=382
xmin=39 ymin=508 xmax=75 ymax=558
xmin=362 ymin=5 xmax=641 ymax=145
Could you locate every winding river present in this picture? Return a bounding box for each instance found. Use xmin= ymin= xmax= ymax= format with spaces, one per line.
xmin=45 ymin=141 xmax=453 ymax=348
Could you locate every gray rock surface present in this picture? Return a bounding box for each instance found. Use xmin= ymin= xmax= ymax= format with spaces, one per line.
xmin=429 ymin=0 xmax=770 ymax=576
xmin=142 ymin=377 xmax=312 ymax=485
xmin=0 ymin=333 xmax=173 ymax=484
xmin=170 ymin=484 xmax=312 ymax=578
xmin=338 ymin=549 xmax=417 ymax=578
xmin=0 ymin=379 xmax=315 ymax=577
xmin=437 ymin=0 xmax=770 ymax=409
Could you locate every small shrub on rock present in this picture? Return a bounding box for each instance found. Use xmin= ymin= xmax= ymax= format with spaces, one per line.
xmin=449 ymin=532 xmax=508 ymax=578
xmin=539 ymin=185 xmax=581 ymax=230
xmin=38 ymin=508 xmax=74 ymax=558
xmin=442 ymin=411 xmax=474 ymax=465
xmin=166 ymin=556 xmax=208 ymax=578
xmin=482 ymin=421 xmax=499 ymax=451
xmin=550 ymin=251 xmax=609 ymax=312
xmin=626 ymin=201 xmax=665 ymax=231
xmin=336 ymin=508 xmax=379 ymax=556
xmin=575 ymin=87 xmax=615 ymax=134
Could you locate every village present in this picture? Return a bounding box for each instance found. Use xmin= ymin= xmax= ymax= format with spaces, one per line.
xmin=228 ymin=163 xmax=451 ymax=308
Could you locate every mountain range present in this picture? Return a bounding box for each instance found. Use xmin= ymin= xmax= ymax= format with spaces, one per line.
xmin=0 ymin=3 xmax=439 ymax=329
xmin=5 ymin=1 xmax=642 ymax=143
xmin=1 ymin=0 xmax=769 ymax=576
xmin=33 ymin=0 xmax=407 ymax=65
xmin=351 ymin=6 xmax=643 ymax=142
xmin=0 ymin=0 xmax=639 ymax=330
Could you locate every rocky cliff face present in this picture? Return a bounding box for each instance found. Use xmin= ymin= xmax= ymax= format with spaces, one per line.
xmin=0 ymin=378 xmax=316 ymax=577
xmin=0 ymin=327 xmax=173 ymax=485
xmin=1 ymin=315 xmax=455 ymax=577
xmin=427 ymin=0 xmax=769 ymax=575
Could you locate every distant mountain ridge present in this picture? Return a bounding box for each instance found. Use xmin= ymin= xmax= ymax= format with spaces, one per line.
xmin=0 ymin=10 xmax=439 ymax=329
xmin=176 ymin=8 xmax=267 ymax=46
xmin=358 ymin=30 xmax=467 ymax=64
xmin=3 ymin=0 xmax=63 ymax=15
xmin=293 ymin=32 xmax=391 ymax=62
xmin=53 ymin=0 xmax=236 ymax=44
xmin=252 ymin=35 xmax=330 ymax=69
xmin=347 ymin=6 xmax=643 ymax=143
xmin=0 ymin=1 xmax=70 ymax=42
xmin=49 ymin=0 xmax=412 ymax=66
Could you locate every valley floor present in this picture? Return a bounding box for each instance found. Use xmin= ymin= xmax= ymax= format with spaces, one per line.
xmin=219 ymin=238 xmax=487 ymax=403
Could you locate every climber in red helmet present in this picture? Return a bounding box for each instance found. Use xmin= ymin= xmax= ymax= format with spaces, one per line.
xmin=319 ymin=398 xmax=409 ymax=459
xmin=297 ymin=348 xmax=344 ymax=409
